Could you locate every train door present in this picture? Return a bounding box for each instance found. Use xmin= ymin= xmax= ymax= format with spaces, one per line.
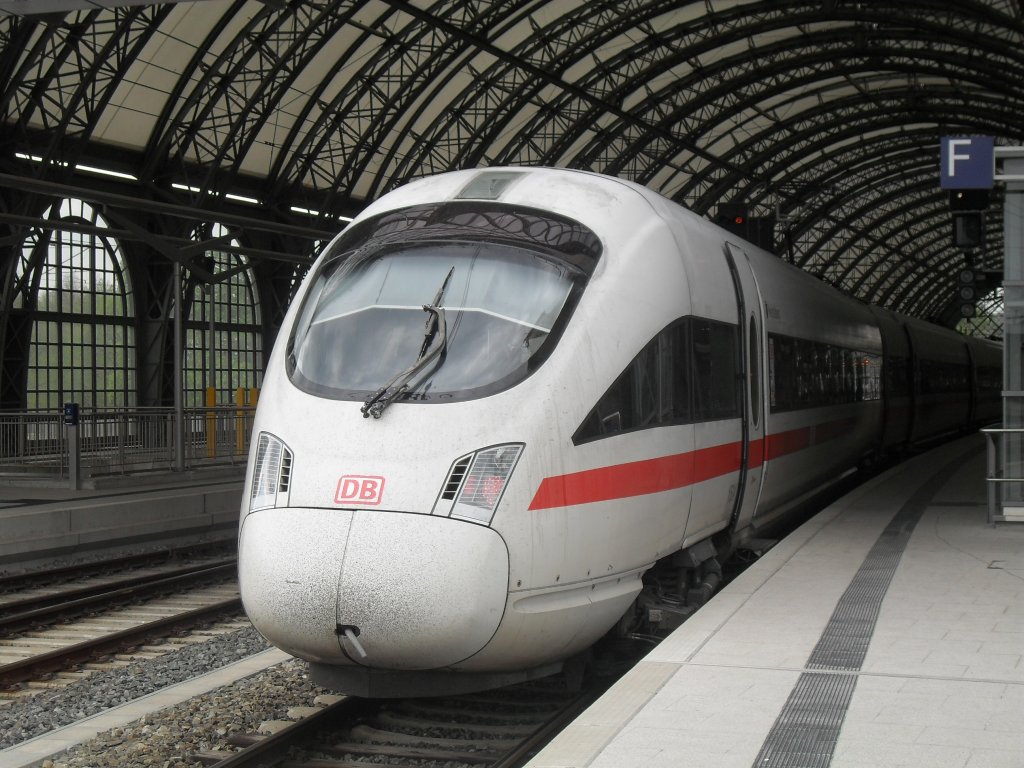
xmin=724 ymin=243 xmax=768 ymax=533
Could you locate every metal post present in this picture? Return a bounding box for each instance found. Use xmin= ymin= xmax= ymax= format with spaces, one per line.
xmin=63 ymin=402 xmax=80 ymax=490
xmin=118 ymin=409 xmax=126 ymax=474
xmin=986 ymin=430 xmax=996 ymax=525
xmin=66 ymin=423 xmax=79 ymax=490
xmin=173 ymin=261 xmax=185 ymax=471
xmin=235 ymin=386 xmax=245 ymax=455
xmin=996 ymin=148 xmax=1024 ymax=517
xmin=208 ymin=285 xmax=215 ymax=397
xmin=206 ymin=385 xmax=217 ymax=458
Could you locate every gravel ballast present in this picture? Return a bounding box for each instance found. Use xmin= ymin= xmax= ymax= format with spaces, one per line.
xmin=0 ymin=625 xmax=272 ymax=750
xmin=41 ymin=659 xmax=325 ymax=768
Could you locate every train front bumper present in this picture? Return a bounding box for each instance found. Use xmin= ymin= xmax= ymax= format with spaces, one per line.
xmin=238 ymin=507 xmax=509 ymax=670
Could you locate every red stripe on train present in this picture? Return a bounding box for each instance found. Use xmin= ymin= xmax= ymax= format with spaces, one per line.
xmin=527 ymin=441 xmax=741 ymax=511
xmin=527 ymin=417 xmax=855 ymax=511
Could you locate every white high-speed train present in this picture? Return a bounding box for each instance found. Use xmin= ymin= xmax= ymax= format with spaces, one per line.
xmin=238 ymin=168 xmax=1000 ymax=697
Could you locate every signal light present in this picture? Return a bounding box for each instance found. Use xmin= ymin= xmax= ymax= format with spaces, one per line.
xmin=948 ymin=189 xmax=990 ymax=211
xmin=957 ymin=266 xmax=977 ymax=319
xmin=716 ymin=202 xmax=748 ymax=228
xmin=948 ymin=189 xmax=988 ymax=250
xmin=714 ymin=202 xmax=775 ymax=251
xmin=952 ymin=212 xmax=985 ymax=249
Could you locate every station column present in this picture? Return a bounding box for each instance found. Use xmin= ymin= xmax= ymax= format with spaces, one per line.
xmin=998 ymin=147 xmax=1024 ymax=517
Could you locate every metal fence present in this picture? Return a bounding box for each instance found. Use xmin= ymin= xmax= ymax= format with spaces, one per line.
xmin=981 ymin=427 xmax=1024 ymax=524
xmin=0 ymin=405 xmax=255 ymax=482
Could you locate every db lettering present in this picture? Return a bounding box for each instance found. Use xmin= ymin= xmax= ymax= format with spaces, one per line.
xmin=335 ymin=475 xmax=385 ymax=505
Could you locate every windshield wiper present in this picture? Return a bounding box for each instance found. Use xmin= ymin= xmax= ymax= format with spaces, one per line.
xmin=361 ymin=266 xmax=455 ymax=419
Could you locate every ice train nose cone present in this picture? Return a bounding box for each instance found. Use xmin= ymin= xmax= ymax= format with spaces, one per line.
xmin=239 ymin=508 xmax=509 ymax=669
xmin=239 ymin=508 xmax=355 ymax=663
xmin=335 ymin=511 xmax=509 ymax=669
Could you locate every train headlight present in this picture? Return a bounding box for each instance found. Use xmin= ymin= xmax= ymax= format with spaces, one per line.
xmin=250 ymin=432 xmax=293 ymax=511
xmin=435 ymin=443 xmax=523 ymax=525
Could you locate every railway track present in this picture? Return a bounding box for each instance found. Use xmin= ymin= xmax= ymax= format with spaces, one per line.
xmin=196 ymin=678 xmax=603 ymax=768
xmin=0 ymin=542 xmax=235 ymax=609
xmin=0 ymin=540 xmax=235 ymax=601
xmin=0 ymin=559 xmax=237 ymax=632
xmin=0 ymin=547 xmax=243 ymax=695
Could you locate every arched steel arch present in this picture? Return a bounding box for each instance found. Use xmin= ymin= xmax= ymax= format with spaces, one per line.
xmin=1 ymin=5 xmax=174 ymax=167
xmin=0 ymin=0 xmax=1021 ymax=334
xmin=144 ymin=3 xmax=366 ymax=197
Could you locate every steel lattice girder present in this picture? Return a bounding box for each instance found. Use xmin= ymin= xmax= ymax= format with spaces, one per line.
xmin=0 ymin=0 xmax=1021 ymax=328
xmin=2 ymin=6 xmax=173 ymax=167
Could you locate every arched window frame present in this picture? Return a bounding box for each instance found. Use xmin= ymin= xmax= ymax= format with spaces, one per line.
xmin=183 ymin=224 xmax=263 ymax=408
xmin=18 ymin=198 xmax=136 ymax=410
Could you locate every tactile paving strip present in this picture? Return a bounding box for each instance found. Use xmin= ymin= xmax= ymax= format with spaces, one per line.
xmin=807 ymin=507 xmax=921 ymax=672
xmin=753 ymin=672 xmax=857 ymax=768
xmin=751 ymin=448 xmax=978 ymax=768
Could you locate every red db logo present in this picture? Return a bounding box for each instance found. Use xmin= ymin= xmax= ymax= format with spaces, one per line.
xmin=335 ymin=475 xmax=385 ymax=506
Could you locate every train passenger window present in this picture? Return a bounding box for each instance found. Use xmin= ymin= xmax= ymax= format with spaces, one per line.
xmin=884 ymin=355 xmax=908 ymax=398
xmin=861 ymin=354 xmax=882 ymax=400
xmin=634 ymin=342 xmax=660 ymax=428
xmin=668 ymin=323 xmax=691 ymax=422
xmin=691 ymin=319 xmax=739 ymax=421
xmin=919 ymin=361 xmax=969 ymax=395
xmin=977 ymin=365 xmax=1001 ymax=404
xmin=767 ymin=331 xmax=882 ymax=412
xmin=573 ymin=317 xmax=743 ymax=445
xmin=573 ymin=319 xmax=693 ymax=444
xmin=590 ymin=351 xmax=643 ymax=436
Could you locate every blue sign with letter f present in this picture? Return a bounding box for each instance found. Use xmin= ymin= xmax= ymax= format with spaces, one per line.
xmin=940 ymin=136 xmax=994 ymax=189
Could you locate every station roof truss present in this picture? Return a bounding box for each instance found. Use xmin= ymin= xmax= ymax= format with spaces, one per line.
xmin=0 ymin=0 xmax=1020 ymax=334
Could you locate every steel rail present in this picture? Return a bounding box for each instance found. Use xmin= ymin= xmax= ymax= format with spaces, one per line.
xmin=0 ymin=560 xmax=238 ymax=632
xmin=196 ymin=682 xmax=604 ymax=768
xmin=0 ymin=540 xmax=236 ymax=592
xmin=200 ymin=696 xmax=361 ymax=768
xmin=0 ymin=596 xmax=242 ymax=687
xmin=490 ymin=686 xmax=604 ymax=768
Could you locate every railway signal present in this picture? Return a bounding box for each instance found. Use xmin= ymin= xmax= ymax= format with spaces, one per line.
xmin=949 ymin=189 xmax=989 ymax=250
xmin=958 ymin=266 xmax=978 ymax=319
xmin=940 ymin=139 xmax=993 ymax=317
xmin=715 ymin=202 xmax=775 ymax=252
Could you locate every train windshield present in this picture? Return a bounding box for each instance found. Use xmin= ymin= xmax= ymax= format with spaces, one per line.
xmin=287 ymin=202 xmax=601 ymax=404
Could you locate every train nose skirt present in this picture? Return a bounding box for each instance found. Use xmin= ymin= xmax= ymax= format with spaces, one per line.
xmin=238 ymin=507 xmax=509 ymax=669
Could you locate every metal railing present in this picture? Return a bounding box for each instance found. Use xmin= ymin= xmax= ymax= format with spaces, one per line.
xmin=0 ymin=405 xmax=255 ymax=483
xmin=981 ymin=427 xmax=1024 ymax=524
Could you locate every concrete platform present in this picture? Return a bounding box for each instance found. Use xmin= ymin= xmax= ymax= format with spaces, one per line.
xmin=0 ymin=470 xmax=244 ymax=570
xmin=528 ymin=435 xmax=1024 ymax=768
